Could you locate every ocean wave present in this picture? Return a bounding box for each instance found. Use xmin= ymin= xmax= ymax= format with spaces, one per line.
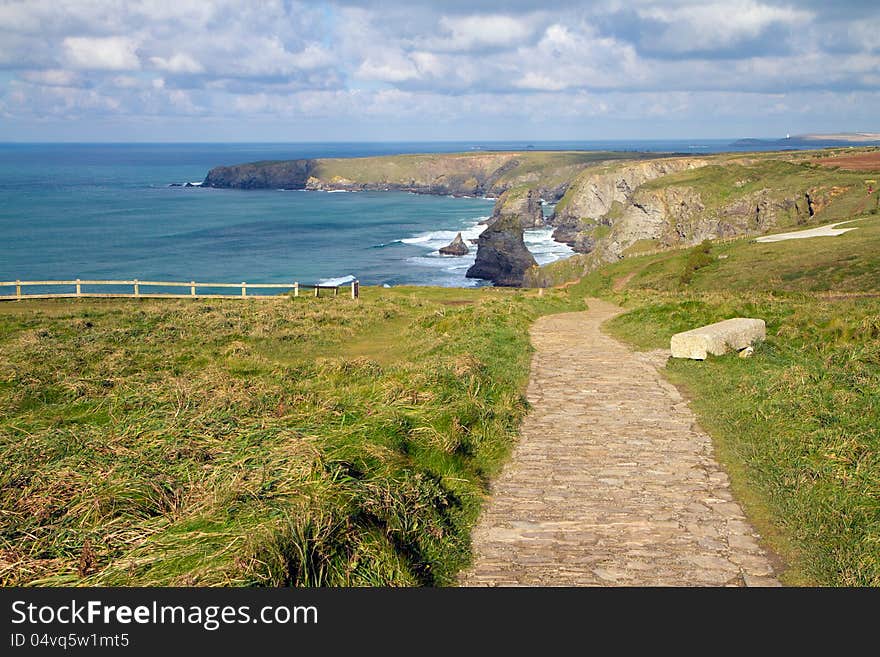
xmin=523 ymin=227 xmax=575 ymax=265
xmin=371 ymin=240 xmax=404 ymax=249
xmin=400 ymin=217 xmax=490 ymax=252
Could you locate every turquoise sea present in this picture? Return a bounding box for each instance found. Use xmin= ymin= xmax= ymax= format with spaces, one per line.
xmin=0 ymin=140 xmax=823 ymax=290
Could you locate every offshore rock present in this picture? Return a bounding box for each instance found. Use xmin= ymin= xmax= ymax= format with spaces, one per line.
xmin=203 ymin=159 xmax=315 ymax=189
xmin=466 ymin=215 xmax=537 ymax=287
xmin=439 ymin=232 xmax=469 ymax=256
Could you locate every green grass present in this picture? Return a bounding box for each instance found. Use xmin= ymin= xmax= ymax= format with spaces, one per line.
xmin=0 ymin=286 xmax=581 ymax=586
xmin=312 ymin=151 xmax=657 ymax=193
xmin=561 ymin=213 xmax=880 ymax=586
xmin=603 ymin=293 xmax=880 ymax=586
xmin=639 ymin=158 xmax=867 ymax=217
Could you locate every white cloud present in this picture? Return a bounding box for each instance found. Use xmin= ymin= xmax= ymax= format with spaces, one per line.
xmin=0 ymin=0 xmax=876 ymax=138
xmin=63 ymin=36 xmax=140 ymax=70
xmin=356 ymin=52 xmax=420 ymax=82
xmin=514 ymin=73 xmax=568 ymax=91
xmin=19 ymin=69 xmax=83 ymax=87
xmin=638 ymin=1 xmax=813 ymax=53
xmin=149 ymin=53 xmax=203 ymax=74
xmin=434 ymin=14 xmax=535 ymax=51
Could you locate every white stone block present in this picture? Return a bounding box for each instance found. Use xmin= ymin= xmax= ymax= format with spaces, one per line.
xmin=670 ymin=318 xmax=766 ymax=360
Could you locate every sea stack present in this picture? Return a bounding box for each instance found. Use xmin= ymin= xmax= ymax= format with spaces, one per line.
xmin=466 ymin=215 xmax=537 ymax=287
xmin=439 ymin=232 xmax=469 ymax=256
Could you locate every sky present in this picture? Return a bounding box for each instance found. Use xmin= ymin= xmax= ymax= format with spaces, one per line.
xmin=0 ymin=0 xmax=878 ymax=142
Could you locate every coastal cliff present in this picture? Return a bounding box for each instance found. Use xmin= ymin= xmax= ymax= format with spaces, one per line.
xmin=203 ymin=159 xmax=315 ymax=189
xmin=555 ymin=158 xmax=850 ymax=265
xmin=466 ymin=215 xmax=537 ymax=287
xmin=202 ymin=151 xmax=647 ymax=197
xmin=202 ymin=147 xmax=878 ymax=287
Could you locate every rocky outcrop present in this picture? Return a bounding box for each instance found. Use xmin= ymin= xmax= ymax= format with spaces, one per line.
xmin=550 ymin=158 xmax=708 ymax=252
xmin=203 ymin=159 xmax=315 ymax=189
xmin=439 ymin=233 xmax=469 ymax=256
xmin=488 ymin=186 xmax=545 ymax=229
xmin=466 ymin=215 xmax=537 ymax=287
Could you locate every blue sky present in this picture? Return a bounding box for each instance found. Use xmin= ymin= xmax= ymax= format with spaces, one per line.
xmin=0 ymin=0 xmax=877 ymax=141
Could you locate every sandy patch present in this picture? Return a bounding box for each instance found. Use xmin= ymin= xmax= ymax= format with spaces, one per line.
xmin=756 ymin=221 xmax=858 ymax=243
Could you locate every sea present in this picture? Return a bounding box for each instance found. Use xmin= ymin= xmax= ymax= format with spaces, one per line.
xmin=0 ymin=140 xmax=825 ymax=290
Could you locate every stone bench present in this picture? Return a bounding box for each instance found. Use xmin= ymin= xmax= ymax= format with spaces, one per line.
xmin=670 ymin=318 xmax=766 ymax=360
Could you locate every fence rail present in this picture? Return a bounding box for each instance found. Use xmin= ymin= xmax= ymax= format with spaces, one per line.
xmin=0 ymin=278 xmax=359 ymax=301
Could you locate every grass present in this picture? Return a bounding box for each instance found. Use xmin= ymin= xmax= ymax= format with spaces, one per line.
xmin=312 ymin=151 xmax=658 ymax=194
xmin=604 ymin=294 xmax=880 ymax=586
xmin=0 ymin=286 xmax=581 ymax=586
xmin=556 ymin=211 xmax=880 ymax=586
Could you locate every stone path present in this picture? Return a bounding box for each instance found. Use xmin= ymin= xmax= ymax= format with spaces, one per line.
xmin=460 ymin=299 xmax=780 ymax=587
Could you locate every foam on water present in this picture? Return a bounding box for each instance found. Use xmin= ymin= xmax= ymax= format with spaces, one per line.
xmin=400 ymin=217 xmax=574 ymax=284
xmin=400 ymin=216 xmax=489 ymax=250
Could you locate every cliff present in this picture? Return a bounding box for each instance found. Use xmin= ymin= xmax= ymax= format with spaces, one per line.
xmin=202 ymin=151 xmax=656 ymax=196
xmin=487 ymin=185 xmax=546 ymax=229
xmin=549 ymin=158 xmax=708 ymax=251
xmin=203 ymin=159 xmax=315 ymax=189
xmin=526 ymin=152 xmax=873 ymax=287
xmin=466 ymin=215 xmax=537 ymax=287
xmin=202 ymin=147 xmax=876 ymax=288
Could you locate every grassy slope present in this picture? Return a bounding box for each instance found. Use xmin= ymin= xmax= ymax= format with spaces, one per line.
xmin=0 ymin=286 xmax=581 ymax=586
xmin=639 ymin=157 xmax=871 ymax=223
xmin=566 ymin=209 xmax=880 ymax=585
xmin=312 ymin=151 xmax=654 ymax=189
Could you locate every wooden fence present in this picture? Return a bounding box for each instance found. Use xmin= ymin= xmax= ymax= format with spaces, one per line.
xmin=0 ymin=278 xmax=359 ymax=301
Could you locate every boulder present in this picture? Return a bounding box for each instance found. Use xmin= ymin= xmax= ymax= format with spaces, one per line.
xmin=670 ymin=318 xmax=766 ymax=360
xmin=439 ymin=232 xmax=469 ymax=256
xmin=466 ymin=215 xmax=537 ymax=287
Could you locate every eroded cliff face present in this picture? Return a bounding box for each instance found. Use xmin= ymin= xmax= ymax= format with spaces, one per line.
xmin=549 ymin=158 xmax=708 ymax=250
xmin=590 ymin=185 xmax=836 ymax=263
xmin=203 ymin=152 xmax=616 ymax=198
xmin=487 ymin=186 xmax=545 ymax=229
xmin=547 ymin=156 xmax=850 ymax=268
xmin=203 ymin=159 xmax=316 ymax=189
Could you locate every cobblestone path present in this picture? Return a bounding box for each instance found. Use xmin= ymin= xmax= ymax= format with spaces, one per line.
xmin=460 ymin=299 xmax=780 ymax=587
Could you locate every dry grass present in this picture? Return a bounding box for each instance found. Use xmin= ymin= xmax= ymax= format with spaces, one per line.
xmin=0 ymin=287 xmax=578 ymax=586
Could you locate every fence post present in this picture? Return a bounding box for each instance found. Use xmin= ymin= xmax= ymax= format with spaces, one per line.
xmin=76 ymin=279 xmax=81 ymax=297
xmin=15 ymin=280 xmax=21 ymax=300
xmin=242 ymin=282 xmax=247 ymax=298
xmin=191 ymin=281 xmax=196 ymax=297
xmin=134 ymin=279 xmax=140 ymax=298
xmin=294 ymin=282 xmax=299 ymax=297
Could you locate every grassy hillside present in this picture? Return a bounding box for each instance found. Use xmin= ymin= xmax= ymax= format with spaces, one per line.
xmin=311 ymin=150 xmax=656 ymax=194
xmin=541 ymin=148 xmax=879 ymax=273
xmin=564 ymin=210 xmax=880 ymax=585
xmin=0 ymin=287 xmax=579 ymax=586
xmin=638 ymin=157 xmax=871 ymax=223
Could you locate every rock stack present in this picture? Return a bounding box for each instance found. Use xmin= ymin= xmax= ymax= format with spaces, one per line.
xmin=439 ymin=232 xmax=469 ymax=256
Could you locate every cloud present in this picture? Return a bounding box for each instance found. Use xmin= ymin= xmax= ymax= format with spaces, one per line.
xmin=149 ymin=53 xmax=203 ymax=74
xmin=635 ymin=0 xmax=813 ymax=56
xmin=434 ymin=14 xmax=536 ymax=51
xmin=63 ymin=36 xmax=140 ymax=70
xmin=19 ymin=69 xmax=86 ymax=87
xmin=0 ymin=0 xmax=876 ymax=139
